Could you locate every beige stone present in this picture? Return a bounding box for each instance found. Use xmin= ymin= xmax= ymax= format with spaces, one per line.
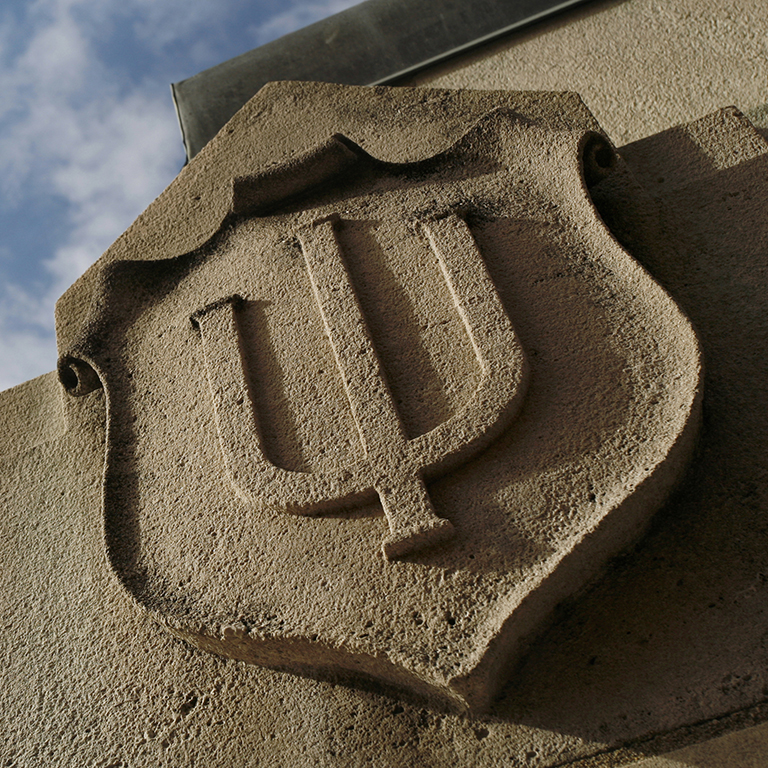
xmin=52 ymin=85 xmax=700 ymax=714
xmin=407 ymin=0 xmax=768 ymax=146
xmin=3 ymin=82 xmax=768 ymax=765
xmin=620 ymin=721 xmax=768 ymax=767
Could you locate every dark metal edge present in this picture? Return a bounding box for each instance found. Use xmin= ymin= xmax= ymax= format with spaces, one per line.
xmin=171 ymin=0 xmax=596 ymax=160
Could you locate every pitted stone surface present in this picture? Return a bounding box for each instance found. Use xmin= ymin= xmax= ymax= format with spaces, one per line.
xmin=46 ymin=85 xmax=701 ymax=713
xmin=3 ymin=83 xmax=768 ymax=766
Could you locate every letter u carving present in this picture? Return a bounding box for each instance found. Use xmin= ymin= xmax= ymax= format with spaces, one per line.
xmin=192 ymin=214 xmax=528 ymax=559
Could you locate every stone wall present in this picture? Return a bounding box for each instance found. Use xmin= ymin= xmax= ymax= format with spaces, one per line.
xmin=4 ymin=2 xmax=768 ymax=764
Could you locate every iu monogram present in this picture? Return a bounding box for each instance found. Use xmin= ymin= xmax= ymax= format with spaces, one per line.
xmin=192 ymin=213 xmax=528 ymax=559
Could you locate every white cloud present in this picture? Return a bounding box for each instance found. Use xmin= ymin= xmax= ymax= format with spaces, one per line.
xmin=0 ymin=0 xmax=188 ymax=388
xmin=0 ymin=275 xmax=58 ymax=391
xmin=127 ymin=0 xmax=239 ymax=52
xmin=0 ymin=326 xmax=59 ymax=392
xmin=46 ymin=90 xmax=182 ymax=288
xmin=0 ymin=0 xmax=363 ymax=391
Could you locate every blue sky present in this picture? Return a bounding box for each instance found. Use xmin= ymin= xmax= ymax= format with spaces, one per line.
xmin=0 ymin=0 xmax=361 ymax=390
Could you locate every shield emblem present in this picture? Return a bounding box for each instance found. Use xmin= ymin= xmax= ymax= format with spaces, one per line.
xmin=57 ymin=98 xmax=701 ymax=712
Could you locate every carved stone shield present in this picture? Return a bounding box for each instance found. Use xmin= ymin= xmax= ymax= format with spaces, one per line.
xmin=56 ymin=88 xmax=701 ymax=712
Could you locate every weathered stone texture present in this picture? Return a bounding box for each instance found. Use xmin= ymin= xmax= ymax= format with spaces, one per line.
xmin=408 ymin=0 xmax=768 ymax=146
xmin=2 ymin=84 xmax=768 ymax=767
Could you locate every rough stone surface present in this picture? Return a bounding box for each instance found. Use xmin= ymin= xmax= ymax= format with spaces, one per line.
xmin=619 ymin=721 xmax=768 ymax=767
xmin=53 ymin=85 xmax=700 ymax=715
xmin=407 ymin=0 xmax=768 ymax=146
xmin=2 ymin=83 xmax=768 ymax=766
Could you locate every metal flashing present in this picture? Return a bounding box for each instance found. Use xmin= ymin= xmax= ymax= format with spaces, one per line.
xmin=171 ymin=0 xmax=594 ymax=160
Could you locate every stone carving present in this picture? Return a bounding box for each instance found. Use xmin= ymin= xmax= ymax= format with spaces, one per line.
xmin=55 ymin=86 xmax=701 ymax=713
xmin=192 ymin=212 xmax=528 ymax=559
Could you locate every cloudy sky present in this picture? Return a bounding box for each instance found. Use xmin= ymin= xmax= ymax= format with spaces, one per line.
xmin=0 ymin=0 xmax=361 ymax=391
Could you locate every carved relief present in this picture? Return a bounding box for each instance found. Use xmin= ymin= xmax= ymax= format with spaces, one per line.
xmin=192 ymin=213 xmax=528 ymax=559
xmin=57 ymin=101 xmax=701 ymax=712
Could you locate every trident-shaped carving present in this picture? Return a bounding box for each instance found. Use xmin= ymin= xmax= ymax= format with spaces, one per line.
xmin=192 ymin=214 xmax=528 ymax=559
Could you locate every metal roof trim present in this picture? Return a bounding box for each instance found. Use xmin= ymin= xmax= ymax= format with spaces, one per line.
xmin=172 ymin=0 xmax=595 ymax=160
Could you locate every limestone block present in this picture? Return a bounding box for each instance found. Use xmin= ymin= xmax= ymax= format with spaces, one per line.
xmin=48 ymin=83 xmax=700 ymax=715
xmin=4 ymin=83 xmax=768 ymax=765
xmin=620 ymin=721 xmax=768 ymax=767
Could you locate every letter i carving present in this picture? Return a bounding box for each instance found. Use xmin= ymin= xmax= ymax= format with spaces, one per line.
xmin=192 ymin=214 xmax=528 ymax=559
